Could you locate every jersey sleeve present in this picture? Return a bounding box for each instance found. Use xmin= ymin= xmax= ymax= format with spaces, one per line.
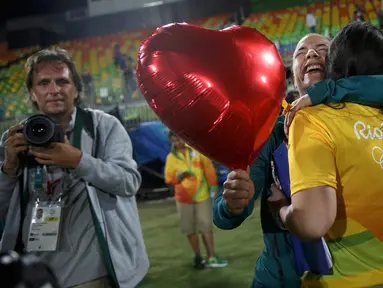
xmin=288 ymin=111 xmax=338 ymax=195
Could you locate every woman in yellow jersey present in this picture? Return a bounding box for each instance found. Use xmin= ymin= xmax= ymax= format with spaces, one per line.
xmin=164 ymin=131 xmax=228 ymax=269
xmin=271 ymin=22 xmax=383 ymax=287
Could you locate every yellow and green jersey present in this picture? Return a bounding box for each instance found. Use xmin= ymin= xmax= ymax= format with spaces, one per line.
xmin=165 ymin=145 xmax=218 ymax=204
xmin=289 ymin=103 xmax=383 ymax=287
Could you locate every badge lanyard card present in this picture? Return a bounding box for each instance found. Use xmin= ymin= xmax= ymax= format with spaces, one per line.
xmin=26 ymin=166 xmax=64 ymax=252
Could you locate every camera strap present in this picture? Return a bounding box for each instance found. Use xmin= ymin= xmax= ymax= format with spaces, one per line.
xmin=69 ymin=108 xmax=119 ymax=288
xmin=70 ymin=108 xmax=83 ymax=150
xmin=15 ymin=172 xmax=29 ymax=254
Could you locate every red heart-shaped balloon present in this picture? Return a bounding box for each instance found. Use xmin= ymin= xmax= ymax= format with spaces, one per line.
xmin=137 ymin=23 xmax=286 ymax=169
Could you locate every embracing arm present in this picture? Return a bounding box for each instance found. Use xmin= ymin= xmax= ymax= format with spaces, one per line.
xmin=306 ymin=75 xmax=383 ymax=106
xmin=280 ymin=186 xmax=337 ymax=241
xmin=73 ymin=115 xmax=141 ymax=197
xmin=280 ymin=112 xmax=338 ymax=240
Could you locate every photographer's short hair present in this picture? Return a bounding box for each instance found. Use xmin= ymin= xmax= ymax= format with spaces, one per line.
xmin=25 ymin=47 xmax=82 ymax=108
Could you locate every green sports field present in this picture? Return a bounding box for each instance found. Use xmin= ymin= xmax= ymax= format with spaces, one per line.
xmin=138 ymin=200 xmax=263 ymax=288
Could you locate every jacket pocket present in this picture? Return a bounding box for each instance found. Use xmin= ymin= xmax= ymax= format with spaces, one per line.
xmin=106 ymin=210 xmax=138 ymax=280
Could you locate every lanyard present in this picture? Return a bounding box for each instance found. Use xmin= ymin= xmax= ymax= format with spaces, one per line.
xmin=70 ymin=108 xmax=83 ymax=150
xmin=33 ymin=108 xmax=83 ymax=199
xmin=174 ymin=147 xmax=192 ymax=168
xmin=181 ymin=150 xmax=191 ymax=167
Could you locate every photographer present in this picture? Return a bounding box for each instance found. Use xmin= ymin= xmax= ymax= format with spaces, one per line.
xmin=0 ymin=48 xmax=149 ymax=288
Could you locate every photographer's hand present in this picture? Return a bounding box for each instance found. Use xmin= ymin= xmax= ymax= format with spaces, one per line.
xmin=3 ymin=124 xmax=28 ymax=176
xmin=29 ymin=136 xmax=82 ymax=169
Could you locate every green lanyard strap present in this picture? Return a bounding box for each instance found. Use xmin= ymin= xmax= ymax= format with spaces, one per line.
xmin=71 ymin=108 xmax=83 ymax=150
xmin=66 ymin=109 xmax=120 ymax=287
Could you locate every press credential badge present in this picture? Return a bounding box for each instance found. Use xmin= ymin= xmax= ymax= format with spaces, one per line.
xmin=26 ymin=166 xmax=63 ymax=252
xmin=26 ymin=202 xmax=63 ymax=252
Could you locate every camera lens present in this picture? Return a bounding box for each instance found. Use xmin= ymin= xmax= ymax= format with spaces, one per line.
xmin=31 ymin=123 xmax=48 ymax=138
xmin=23 ymin=115 xmax=55 ymax=146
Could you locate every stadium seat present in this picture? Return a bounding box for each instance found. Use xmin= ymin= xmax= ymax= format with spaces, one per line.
xmin=0 ymin=15 xmax=230 ymax=119
xmin=331 ymin=2 xmax=340 ymax=36
xmin=2 ymin=1 xmax=383 ymax=121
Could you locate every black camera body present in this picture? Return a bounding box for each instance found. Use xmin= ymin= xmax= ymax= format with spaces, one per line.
xmin=18 ymin=114 xmax=65 ymax=168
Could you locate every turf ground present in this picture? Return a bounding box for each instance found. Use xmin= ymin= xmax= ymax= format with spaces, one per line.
xmin=138 ymin=200 xmax=263 ymax=288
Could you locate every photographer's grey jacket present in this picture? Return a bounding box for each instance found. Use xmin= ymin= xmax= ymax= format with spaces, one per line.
xmin=0 ymin=108 xmax=149 ymax=288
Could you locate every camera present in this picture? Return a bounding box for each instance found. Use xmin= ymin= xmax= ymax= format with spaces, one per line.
xmin=0 ymin=251 xmax=60 ymax=288
xmin=18 ymin=114 xmax=65 ymax=168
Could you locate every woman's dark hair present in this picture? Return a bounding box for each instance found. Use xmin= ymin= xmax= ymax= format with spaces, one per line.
xmin=25 ymin=47 xmax=82 ymax=109
xmin=326 ymin=21 xmax=383 ymax=80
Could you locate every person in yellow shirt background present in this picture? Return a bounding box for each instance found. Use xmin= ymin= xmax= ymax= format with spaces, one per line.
xmin=164 ymin=131 xmax=228 ymax=269
xmin=270 ymin=21 xmax=383 ymax=287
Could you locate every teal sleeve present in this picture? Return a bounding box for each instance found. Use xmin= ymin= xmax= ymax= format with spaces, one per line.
xmin=306 ymin=79 xmax=334 ymax=105
xmin=212 ymin=192 xmax=254 ymax=230
xmin=307 ymin=75 xmax=383 ymax=106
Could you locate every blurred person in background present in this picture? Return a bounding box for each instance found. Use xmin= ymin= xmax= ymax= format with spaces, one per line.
xmin=377 ymin=7 xmax=383 ymax=32
xmin=354 ymin=4 xmax=365 ymax=22
xmin=113 ymin=43 xmax=127 ymax=72
xmin=285 ymin=90 xmax=300 ymax=104
xmin=81 ymin=67 xmax=94 ymax=108
xmin=213 ymin=33 xmax=330 ymax=287
xmin=123 ymin=55 xmax=137 ymax=103
xmin=280 ymin=89 xmax=300 ymax=115
xmin=306 ymin=9 xmax=317 ymax=33
xmin=0 ymin=47 xmax=148 ymax=288
xmin=165 ymin=131 xmax=228 ymax=269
